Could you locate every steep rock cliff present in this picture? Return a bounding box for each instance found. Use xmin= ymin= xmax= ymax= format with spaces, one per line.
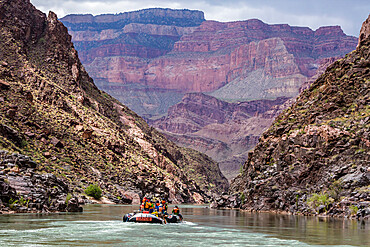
xmin=229 ymin=15 xmax=370 ymax=218
xmin=0 ymin=0 xmax=227 ymax=213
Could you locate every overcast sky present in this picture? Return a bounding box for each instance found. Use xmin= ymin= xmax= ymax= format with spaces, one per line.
xmin=30 ymin=0 xmax=369 ymax=37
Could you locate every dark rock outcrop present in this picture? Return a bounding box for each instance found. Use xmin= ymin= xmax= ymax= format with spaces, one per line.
xmin=359 ymin=14 xmax=370 ymax=46
xmin=210 ymin=193 xmax=241 ymax=209
xmin=0 ymin=150 xmax=83 ymax=213
xmin=229 ymin=15 xmax=370 ymax=219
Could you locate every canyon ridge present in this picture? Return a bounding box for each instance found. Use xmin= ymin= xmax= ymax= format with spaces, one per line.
xmin=61 ymin=9 xmax=357 ymax=180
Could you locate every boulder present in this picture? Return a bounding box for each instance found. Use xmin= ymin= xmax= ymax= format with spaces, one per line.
xmin=356 ymin=207 xmax=370 ymax=219
xmin=0 ymin=79 xmax=9 ymax=89
xmin=0 ymin=124 xmax=22 ymax=146
xmin=82 ymin=130 xmax=93 ymax=139
xmin=50 ymin=137 xmax=64 ymax=148
xmin=66 ymin=197 xmax=83 ymax=212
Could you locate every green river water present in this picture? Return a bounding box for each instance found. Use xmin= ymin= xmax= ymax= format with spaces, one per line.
xmin=0 ymin=204 xmax=368 ymax=246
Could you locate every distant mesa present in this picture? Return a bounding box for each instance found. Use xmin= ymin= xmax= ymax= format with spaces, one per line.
xmin=61 ymin=8 xmax=205 ymax=28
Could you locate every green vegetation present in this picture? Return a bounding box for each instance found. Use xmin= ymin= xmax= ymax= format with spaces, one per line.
xmin=38 ymin=37 xmax=45 ymax=45
xmin=328 ymin=180 xmax=343 ymax=200
xmin=65 ymin=193 xmax=72 ymax=205
xmin=8 ymin=198 xmax=18 ymax=210
xmin=307 ymin=192 xmax=334 ymax=212
xmin=349 ymin=205 xmax=358 ymax=216
xmin=240 ymin=192 xmax=245 ymax=204
xmin=19 ymin=196 xmax=29 ymax=207
xmin=85 ymin=184 xmax=102 ymax=200
xmin=239 ymin=164 xmax=244 ymax=175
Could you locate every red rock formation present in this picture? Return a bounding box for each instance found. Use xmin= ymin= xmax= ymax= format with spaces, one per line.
xmin=63 ymin=17 xmax=357 ymax=97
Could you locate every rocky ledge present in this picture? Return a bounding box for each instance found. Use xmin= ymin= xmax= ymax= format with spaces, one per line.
xmin=0 ymin=150 xmax=83 ymax=214
xmin=210 ymin=193 xmax=241 ymax=209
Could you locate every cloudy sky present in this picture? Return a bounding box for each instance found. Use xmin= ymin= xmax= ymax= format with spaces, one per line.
xmin=30 ymin=0 xmax=369 ymax=37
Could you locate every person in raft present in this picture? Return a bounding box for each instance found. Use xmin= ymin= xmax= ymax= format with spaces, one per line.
xmin=139 ymin=197 xmax=147 ymax=211
xmin=149 ymin=199 xmax=155 ymax=213
xmin=172 ymin=205 xmax=183 ymax=220
xmin=161 ymin=199 xmax=168 ymax=213
xmin=140 ymin=197 xmax=153 ymax=212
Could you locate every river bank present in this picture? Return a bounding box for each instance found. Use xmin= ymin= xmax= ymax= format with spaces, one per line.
xmin=210 ymin=192 xmax=370 ymax=220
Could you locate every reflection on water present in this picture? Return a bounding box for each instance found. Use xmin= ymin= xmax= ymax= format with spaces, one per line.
xmin=0 ymin=204 xmax=368 ymax=246
xmin=183 ymin=206 xmax=369 ymax=246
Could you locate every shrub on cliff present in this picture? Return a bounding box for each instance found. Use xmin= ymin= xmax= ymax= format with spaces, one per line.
xmin=307 ymin=192 xmax=334 ymax=212
xmin=85 ymin=184 xmax=102 ymax=200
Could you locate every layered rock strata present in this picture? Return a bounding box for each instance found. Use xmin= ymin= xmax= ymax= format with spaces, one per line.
xmin=0 ymin=150 xmax=82 ymax=214
xmin=61 ymin=14 xmax=357 ymax=117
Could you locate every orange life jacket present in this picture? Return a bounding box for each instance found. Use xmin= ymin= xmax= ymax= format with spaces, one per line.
xmin=162 ymin=201 xmax=168 ymax=211
xmin=144 ymin=201 xmax=151 ymax=209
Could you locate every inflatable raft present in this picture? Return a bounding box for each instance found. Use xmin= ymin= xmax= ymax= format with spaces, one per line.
xmin=165 ymin=214 xmax=183 ymax=223
xmin=123 ymin=211 xmax=183 ymax=224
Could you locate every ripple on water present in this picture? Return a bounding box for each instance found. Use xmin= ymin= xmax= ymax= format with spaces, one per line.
xmin=0 ymin=221 xmax=356 ymax=247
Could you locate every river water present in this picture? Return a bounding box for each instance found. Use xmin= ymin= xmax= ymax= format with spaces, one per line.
xmin=0 ymin=204 xmax=368 ymax=246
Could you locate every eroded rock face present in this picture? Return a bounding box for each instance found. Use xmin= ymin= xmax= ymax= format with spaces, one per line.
xmin=0 ymin=150 xmax=83 ymax=213
xmin=229 ymin=17 xmax=370 ymax=218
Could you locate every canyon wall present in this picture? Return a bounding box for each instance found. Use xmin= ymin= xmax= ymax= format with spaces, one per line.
xmin=149 ymin=93 xmax=291 ymax=180
xmin=0 ymin=1 xmax=227 ymax=213
xmin=229 ymin=16 xmax=370 ymax=218
xmin=61 ymin=9 xmax=357 ymax=180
